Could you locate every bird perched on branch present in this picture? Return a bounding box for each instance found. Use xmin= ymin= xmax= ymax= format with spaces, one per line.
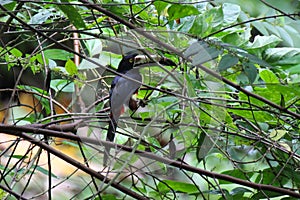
xmin=103 ymin=53 xmax=177 ymax=166
xmin=104 ymin=53 xmax=142 ymax=166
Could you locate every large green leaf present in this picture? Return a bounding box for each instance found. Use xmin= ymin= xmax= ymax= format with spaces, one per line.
xmin=184 ymin=40 xmax=223 ymax=65
xmin=218 ymin=54 xmax=239 ymax=71
xmin=251 ymin=191 xmax=285 ymax=200
xmin=58 ymin=0 xmax=86 ymax=29
xmin=158 ymin=180 xmax=199 ymax=194
xmin=44 ymin=49 xmax=73 ymax=61
xmin=167 ymin=4 xmax=200 ymax=21
xmin=81 ymin=33 xmax=102 ymax=57
xmin=255 ymin=166 xmax=290 ymax=186
xmin=65 ymin=59 xmax=78 ymax=76
xmin=259 ymin=69 xmax=279 ymax=84
xmin=220 ymin=169 xmax=253 ymax=184
xmin=229 ymin=109 xmax=275 ymax=124
xmin=222 ymin=3 xmax=241 ymax=25
xmin=227 ymin=45 xmax=272 ymax=68
xmin=286 ymin=64 xmax=300 ymax=74
xmin=248 ymin=35 xmax=281 ymax=49
xmin=264 ymin=47 xmax=300 ymax=63
xmin=153 ymin=1 xmax=168 ymax=15
xmin=1 ymin=0 xmax=16 ymax=10
xmin=29 ymin=9 xmax=53 ymax=24
xmin=51 ymin=79 xmax=74 ymax=93
xmin=247 ymin=35 xmax=282 ymax=55
xmin=243 ymin=62 xmax=257 ymax=84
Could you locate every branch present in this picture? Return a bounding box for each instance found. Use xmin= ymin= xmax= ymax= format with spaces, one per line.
xmin=0 ymin=124 xmax=299 ymax=198
xmin=77 ymin=0 xmax=300 ymax=121
xmin=0 ymin=126 xmax=148 ymax=200
xmin=259 ymin=0 xmax=295 ymax=20
xmin=0 ymin=184 xmax=28 ymax=200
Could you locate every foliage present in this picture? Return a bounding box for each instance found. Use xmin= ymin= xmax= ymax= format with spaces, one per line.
xmin=0 ymin=0 xmax=300 ymax=199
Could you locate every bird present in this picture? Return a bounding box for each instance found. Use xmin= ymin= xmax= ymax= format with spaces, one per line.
xmin=104 ymin=53 xmax=142 ymax=166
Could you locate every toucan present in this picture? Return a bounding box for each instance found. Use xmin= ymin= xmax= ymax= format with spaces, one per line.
xmin=103 ymin=53 xmax=177 ymax=166
xmin=104 ymin=53 xmax=142 ymax=166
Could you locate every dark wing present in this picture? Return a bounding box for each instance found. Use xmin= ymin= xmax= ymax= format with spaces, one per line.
xmin=110 ymin=68 xmax=142 ymax=121
xmin=104 ymin=68 xmax=142 ymax=166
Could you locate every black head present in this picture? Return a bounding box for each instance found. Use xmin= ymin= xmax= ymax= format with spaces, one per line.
xmin=117 ymin=53 xmax=138 ymax=73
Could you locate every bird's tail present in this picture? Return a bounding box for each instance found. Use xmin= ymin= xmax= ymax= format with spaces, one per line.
xmin=103 ymin=117 xmax=117 ymax=166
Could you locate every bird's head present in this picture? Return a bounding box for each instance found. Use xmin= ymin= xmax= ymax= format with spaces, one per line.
xmin=117 ymin=53 xmax=138 ymax=73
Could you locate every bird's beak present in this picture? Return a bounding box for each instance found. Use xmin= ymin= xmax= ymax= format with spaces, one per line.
xmin=134 ymin=55 xmax=176 ymax=67
xmin=134 ymin=55 xmax=156 ymax=65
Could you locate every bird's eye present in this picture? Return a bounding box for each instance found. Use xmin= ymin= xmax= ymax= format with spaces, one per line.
xmin=129 ymin=58 xmax=134 ymax=63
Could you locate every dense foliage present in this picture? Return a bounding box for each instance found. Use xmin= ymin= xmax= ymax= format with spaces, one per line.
xmin=0 ymin=0 xmax=300 ymax=199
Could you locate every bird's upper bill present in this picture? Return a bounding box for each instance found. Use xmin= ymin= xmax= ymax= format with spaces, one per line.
xmin=134 ymin=54 xmax=165 ymax=67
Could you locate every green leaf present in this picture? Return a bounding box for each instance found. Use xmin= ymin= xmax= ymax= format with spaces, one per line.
xmin=222 ymin=3 xmax=241 ymax=25
xmin=264 ymin=47 xmax=300 ymax=64
xmin=269 ymin=129 xmax=287 ymax=141
xmin=229 ymin=109 xmax=274 ymax=124
xmin=230 ymin=187 xmax=252 ymax=196
xmin=29 ymin=9 xmax=53 ymax=24
xmin=251 ymin=191 xmax=285 ymax=200
xmin=86 ymin=16 xmax=107 ymax=29
xmin=280 ymin=55 xmax=300 ymax=65
xmin=58 ymin=0 xmax=86 ymax=29
xmin=221 ymin=28 xmax=251 ymax=47
xmin=50 ymin=79 xmax=74 ymax=92
xmin=243 ymin=62 xmax=257 ymax=83
xmin=184 ymin=41 xmax=223 ymax=65
xmin=184 ymin=73 xmax=197 ymax=97
xmin=1 ymin=0 xmax=16 ymax=10
xmin=286 ymin=64 xmax=300 ymax=74
xmin=11 ymin=155 xmax=28 ymax=159
xmin=252 ymin=84 xmax=300 ymax=106
xmin=103 ymin=2 xmax=128 ymax=19
xmin=252 ymin=21 xmax=269 ymax=36
xmin=44 ymin=49 xmax=73 ymax=61
xmin=100 ymin=194 xmax=118 ymax=200
xmin=78 ymin=58 xmax=102 ymax=70
xmin=255 ymin=166 xmax=289 ymax=187
xmin=81 ymin=33 xmax=103 ymax=57
xmin=236 ymin=49 xmax=272 ymax=68
xmin=277 ymin=26 xmax=294 ymax=47
xmin=167 ymin=4 xmax=200 ymax=21
xmin=35 ymin=165 xmax=58 ymax=178
xmin=218 ymin=54 xmax=239 ymax=71
xmin=10 ymin=48 xmax=22 ymax=57
xmin=220 ymin=169 xmax=253 ymax=184
xmin=281 ymin=197 xmax=300 ymax=200
xmin=146 ymin=137 xmax=161 ymax=151
xmin=33 ymin=54 xmax=47 ymax=65
xmin=153 ymin=1 xmax=168 ymax=15
xmin=196 ymin=131 xmax=214 ymax=161
xmin=158 ymin=180 xmax=199 ymax=194
xmin=185 ymin=15 xmax=205 ymax=35
xmin=65 ymin=59 xmax=78 ymax=76
xmin=205 ymin=7 xmax=223 ymax=29
xmin=248 ymin=35 xmax=281 ymax=50
xmin=259 ymin=69 xmax=279 ymax=84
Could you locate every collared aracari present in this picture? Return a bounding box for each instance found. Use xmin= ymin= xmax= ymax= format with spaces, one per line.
xmin=103 ymin=53 xmax=177 ymax=166
xmin=104 ymin=53 xmax=142 ymax=165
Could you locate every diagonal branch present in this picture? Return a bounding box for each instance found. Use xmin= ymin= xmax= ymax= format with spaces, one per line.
xmin=0 ymin=124 xmax=299 ymax=198
xmin=0 ymin=127 xmax=148 ymax=200
xmin=77 ymin=0 xmax=300 ymax=120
